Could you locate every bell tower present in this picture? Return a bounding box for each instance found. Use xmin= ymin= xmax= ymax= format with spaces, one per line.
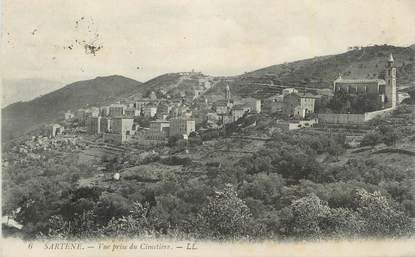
xmin=225 ymin=84 xmax=231 ymax=103
xmin=384 ymin=53 xmax=397 ymax=108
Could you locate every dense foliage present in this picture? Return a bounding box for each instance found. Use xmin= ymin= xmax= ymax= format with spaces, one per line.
xmin=2 ymin=123 xmax=414 ymax=240
xmin=327 ymin=90 xmax=381 ymax=114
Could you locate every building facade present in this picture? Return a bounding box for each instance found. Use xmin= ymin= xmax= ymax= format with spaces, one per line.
xmin=100 ymin=117 xmax=111 ymax=133
xmin=232 ymin=105 xmax=251 ymax=121
xmin=87 ymin=116 xmax=101 ymax=134
xmin=125 ymin=107 xmax=139 ymax=117
xmin=109 ymin=104 xmax=126 ymax=117
xmin=169 ymin=118 xmax=196 ymax=137
xmin=111 ymin=117 xmax=134 ymax=135
xmin=282 ymin=88 xmax=298 ymax=96
xmin=143 ymin=105 xmax=158 ymax=118
xmin=283 ymin=93 xmax=315 ymax=119
xmin=146 ymin=120 xmax=170 ymax=141
xmin=333 ymin=54 xmax=397 ymax=109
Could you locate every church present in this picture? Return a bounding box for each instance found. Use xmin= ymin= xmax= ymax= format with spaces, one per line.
xmin=333 ymin=54 xmax=397 ymax=109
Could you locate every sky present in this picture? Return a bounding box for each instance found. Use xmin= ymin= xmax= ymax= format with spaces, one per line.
xmin=1 ymin=0 xmax=415 ymax=85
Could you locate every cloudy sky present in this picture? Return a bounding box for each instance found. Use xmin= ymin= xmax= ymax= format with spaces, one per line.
xmin=2 ymin=0 xmax=415 ymax=84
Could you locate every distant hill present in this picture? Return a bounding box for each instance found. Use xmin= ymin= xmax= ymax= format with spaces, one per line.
xmin=224 ymin=44 xmax=415 ymax=98
xmin=127 ymin=72 xmax=212 ymax=99
xmin=2 ymin=75 xmax=142 ymax=141
xmin=2 ymin=78 xmax=63 ymax=108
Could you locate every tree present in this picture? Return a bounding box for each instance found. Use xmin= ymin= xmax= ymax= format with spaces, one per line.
xmin=328 ymin=90 xmax=351 ymax=113
xmin=100 ymin=202 xmax=153 ymax=237
xmin=323 ymin=207 xmax=364 ymax=237
xmin=327 ymin=138 xmax=345 ymax=161
xmin=239 ymin=173 xmax=284 ymax=205
xmin=279 ymin=193 xmax=330 ymax=238
xmin=199 ymin=184 xmax=253 ymax=238
xmin=378 ymin=125 xmax=400 ymax=146
xmin=352 ymin=189 xmax=413 ymax=236
xmin=168 ymin=135 xmax=181 ymax=147
xmin=360 ymin=131 xmax=383 ymax=147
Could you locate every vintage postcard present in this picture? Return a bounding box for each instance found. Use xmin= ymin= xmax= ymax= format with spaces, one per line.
xmin=1 ymin=0 xmax=415 ymax=256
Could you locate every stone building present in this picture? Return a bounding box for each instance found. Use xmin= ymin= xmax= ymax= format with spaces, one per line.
xmin=232 ymin=104 xmax=251 ymax=122
xmin=157 ymin=101 xmax=173 ymax=118
xmin=111 ymin=117 xmax=134 ymax=135
xmin=146 ymin=120 xmax=170 ymax=141
xmin=125 ymin=107 xmax=140 ymax=117
xmin=100 ymin=117 xmax=111 ymax=133
xmin=100 ymin=106 xmax=110 ymax=116
xmin=50 ymin=124 xmax=64 ymax=138
xmin=109 ymin=104 xmax=126 ymax=117
xmin=214 ymin=100 xmax=232 ymax=115
xmin=333 ymin=54 xmax=397 ymax=109
xmin=134 ymin=99 xmax=152 ymax=111
xmin=87 ymin=116 xmax=101 ymax=134
xmin=282 ymin=88 xmax=298 ymax=96
xmin=237 ymin=97 xmax=261 ymax=113
xmin=103 ymin=117 xmax=134 ymax=144
xmin=143 ymin=104 xmax=158 ymax=118
xmin=170 ymin=118 xmax=196 ymax=137
xmin=283 ymin=93 xmax=316 ymax=119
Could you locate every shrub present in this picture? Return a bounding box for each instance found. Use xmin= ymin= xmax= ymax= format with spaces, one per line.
xmin=198 ymin=184 xmax=253 ymax=239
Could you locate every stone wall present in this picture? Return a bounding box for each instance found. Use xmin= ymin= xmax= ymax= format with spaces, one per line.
xmin=318 ymin=113 xmax=366 ymax=124
xmin=364 ymin=107 xmax=394 ymax=120
xmin=318 ymin=107 xmax=395 ymax=124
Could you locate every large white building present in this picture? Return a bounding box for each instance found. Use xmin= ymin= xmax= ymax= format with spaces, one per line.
xmin=146 ymin=120 xmax=170 ymax=141
xmin=102 ymin=117 xmax=134 ymax=144
xmin=169 ymin=118 xmax=196 ymax=137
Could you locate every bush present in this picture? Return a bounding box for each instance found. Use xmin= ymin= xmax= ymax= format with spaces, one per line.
xmin=279 ymin=194 xmax=330 ymax=238
xmin=360 ymin=131 xmax=384 ymax=147
xmin=352 ymin=189 xmax=413 ymax=236
xmin=198 ymin=184 xmax=253 ymax=239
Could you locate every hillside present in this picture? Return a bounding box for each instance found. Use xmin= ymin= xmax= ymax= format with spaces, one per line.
xmin=127 ymin=72 xmax=214 ymax=99
xmin=2 ymin=75 xmax=142 ymax=141
xmin=222 ymin=45 xmax=415 ymax=98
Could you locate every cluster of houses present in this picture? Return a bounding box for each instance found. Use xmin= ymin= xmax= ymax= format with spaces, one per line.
xmin=63 ymin=95 xmax=197 ymax=144
xmin=59 ymin=83 xmax=326 ymax=144
xmin=50 ymin=54 xmax=399 ymax=145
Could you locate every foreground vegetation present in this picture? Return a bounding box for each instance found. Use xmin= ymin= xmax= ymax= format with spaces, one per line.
xmin=3 ymin=107 xmax=415 ymax=240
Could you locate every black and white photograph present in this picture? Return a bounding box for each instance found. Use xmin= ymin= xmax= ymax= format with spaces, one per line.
xmin=1 ymin=1 xmax=415 ymax=256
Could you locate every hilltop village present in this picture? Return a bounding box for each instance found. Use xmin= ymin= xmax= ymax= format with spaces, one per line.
xmin=44 ymin=54 xmax=400 ymax=146
xmin=3 ymin=53 xmax=415 ymax=240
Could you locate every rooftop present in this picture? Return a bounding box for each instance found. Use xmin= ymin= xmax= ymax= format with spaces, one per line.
xmin=215 ymin=99 xmax=229 ymax=106
xmin=111 ymin=116 xmax=134 ymax=120
xmin=334 ymin=77 xmax=386 ymax=84
xmin=151 ymin=120 xmax=170 ymax=123
xmin=286 ymin=92 xmax=318 ymax=99
xmin=233 ymin=104 xmax=250 ymax=110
